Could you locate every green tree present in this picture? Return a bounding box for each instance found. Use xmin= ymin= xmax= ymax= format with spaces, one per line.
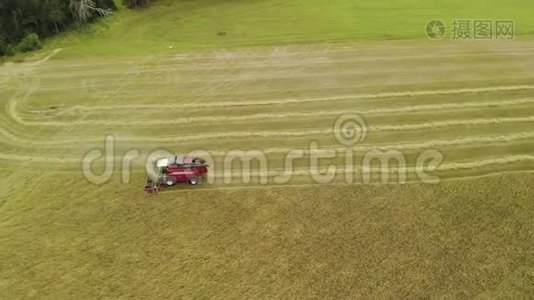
xmin=0 ymin=35 xmax=7 ymax=56
xmin=17 ymin=32 xmax=42 ymax=52
xmin=0 ymin=0 xmax=116 ymax=56
xmin=69 ymin=0 xmax=112 ymax=23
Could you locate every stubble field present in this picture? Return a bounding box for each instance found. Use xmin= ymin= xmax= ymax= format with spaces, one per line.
xmin=1 ymin=0 xmax=534 ymax=297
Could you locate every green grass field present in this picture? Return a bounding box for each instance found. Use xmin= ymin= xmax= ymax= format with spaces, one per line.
xmin=1 ymin=0 xmax=534 ymax=298
xmin=44 ymin=0 xmax=534 ymax=57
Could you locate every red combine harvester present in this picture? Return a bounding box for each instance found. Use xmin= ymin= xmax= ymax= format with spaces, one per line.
xmin=144 ymin=155 xmax=209 ymax=193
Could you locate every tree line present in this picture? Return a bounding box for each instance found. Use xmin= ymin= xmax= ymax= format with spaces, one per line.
xmin=0 ymin=0 xmax=152 ymax=56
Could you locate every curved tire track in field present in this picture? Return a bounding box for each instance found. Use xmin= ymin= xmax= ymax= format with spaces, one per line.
xmin=35 ymin=46 xmax=534 ymax=76
xmin=207 ymin=155 xmax=534 ymax=178
xmin=44 ymin=84 xmax=534 ymax=112
xmin=4 ymin=49 xmax=63 ymax=125
xmin=162 ymin=170 xmax=534 ymax=193
xmin=8 ymin=97 xmax=534 ymax=127
xmin=182 ymin=132 xmax=534 ymax=156
xmin=1 ymin=132 xmax=533 ymax=162
xmin=2 ymin=45 xmax=534 ymax=184
xmin=1 ymin=116 xmax=533 ymax=147
xmin=1 ymin=150 xmax=533 ymax=185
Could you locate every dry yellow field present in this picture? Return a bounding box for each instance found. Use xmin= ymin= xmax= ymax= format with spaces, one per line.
xmin=1 ymin=12 xmax=534 ymax=297
xmin=0 ymin=0 xmax=534 ymax=292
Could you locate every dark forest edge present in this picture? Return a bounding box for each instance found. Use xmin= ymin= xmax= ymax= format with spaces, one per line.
xmin=0 ymin=0 xmax=152 ymax=56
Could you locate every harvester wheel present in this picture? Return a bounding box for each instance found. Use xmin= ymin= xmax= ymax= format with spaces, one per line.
xmin=165 ymin=178 xmax=176 ymax=186
xmin=189 ymin=177 xmax=200 ymax=185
